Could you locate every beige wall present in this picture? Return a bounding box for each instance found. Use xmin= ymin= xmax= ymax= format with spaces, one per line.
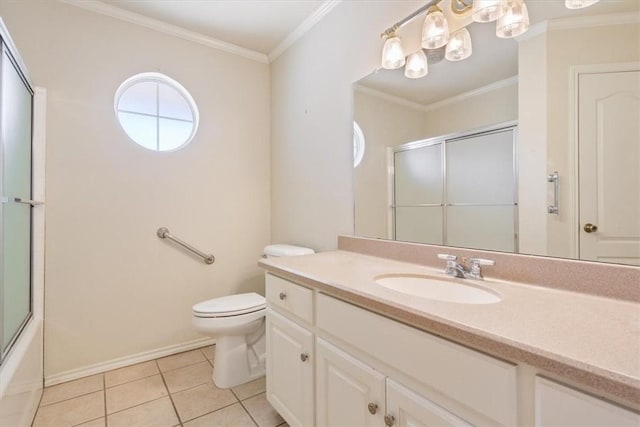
xmin=518 ymin=33 xmax=548 ymax=256
xmin=0 ymin=1 xmax=270 ymax=379
xmin=422 ymin=83 xmax=518 ymax=139
xmin=271 ymin=0 xmax=426 ymax=251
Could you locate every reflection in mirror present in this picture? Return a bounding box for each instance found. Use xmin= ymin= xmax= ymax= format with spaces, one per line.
xmin=353 ymin=0 xmax=639 ymax=266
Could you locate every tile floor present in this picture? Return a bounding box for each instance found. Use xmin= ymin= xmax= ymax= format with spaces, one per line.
xmin=32 ymin=346 xmax=288 ymax=427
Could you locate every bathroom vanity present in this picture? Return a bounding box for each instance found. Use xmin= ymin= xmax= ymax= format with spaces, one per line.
xmin=259 ymin=237 xmax=640 ymax=426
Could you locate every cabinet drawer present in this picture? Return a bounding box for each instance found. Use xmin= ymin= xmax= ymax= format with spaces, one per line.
xmin=316 ymin=293 xmax=517 ymax=426
xmin=535 ymin=377 xmax=640 ymax=426
xmin=266 ymin=274 xmax=313 ymax=324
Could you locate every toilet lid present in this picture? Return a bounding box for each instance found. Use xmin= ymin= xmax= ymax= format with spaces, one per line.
xmin=192 ymin=293 xmax=266 ymax=317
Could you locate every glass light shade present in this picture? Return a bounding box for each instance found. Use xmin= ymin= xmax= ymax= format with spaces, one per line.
xmin=381 ymin=36 xmax=406 ymax=69
xmin=404 ymin=50 xmax=428 ymax=79
xmin=496 ymin=0 xmax=530 ymax=38
xmin=445 ymin=28 xmax=472 ymax=61
xmin=421 ymin=9 xmax=449 ymax=49
xmin=472 ymin=0 xmax=506 ymax=22
xmin=565 ymin=0 xmax=599 ymax=9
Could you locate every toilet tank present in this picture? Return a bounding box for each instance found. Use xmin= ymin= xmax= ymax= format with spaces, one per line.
xmin=263 ymin=244 xmax=315 ymax=258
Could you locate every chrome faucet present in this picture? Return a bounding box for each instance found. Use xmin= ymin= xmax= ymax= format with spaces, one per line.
xmin=437 ymin=254 xmax=495 ymax=280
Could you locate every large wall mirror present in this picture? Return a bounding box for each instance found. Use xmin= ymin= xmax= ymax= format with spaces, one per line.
xmin=353 ymin=0 xmax=639 ymax=266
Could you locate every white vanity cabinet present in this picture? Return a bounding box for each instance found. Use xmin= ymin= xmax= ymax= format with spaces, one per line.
xmin=316 ymin=337 xmax=474 ymax=427
xmin=316 ymin=338 xmax=386 ymax=426
xmin=264 ymin=272 xmax=639 ymax=427
xmin=386 ymin=379 xmax=473 ymax=427
xmin=535 ymin=377 xmax=640 ymax=427
xmin=265 ymin=275 xmax=314 ymax=427
xmin=316 ymin=293 xmax=518 ymax=426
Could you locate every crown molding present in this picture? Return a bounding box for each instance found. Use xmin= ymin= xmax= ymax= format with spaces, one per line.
xmin=59 ymin=0 xmax=269 ymax=63
xmin=423 ymin=75 xmax=518 ymax=112
xmin=355 ymin=75 xmax=519 ymax=113
xmin=548 ymin=10 xmax=640 ymax=31
xmin=268 ymin=0 xmax=342 ymax=62
xmin=517 ymin=11 xmax=640 ymax=42
xmin=354 ymin=84 xmax=430 ymax=113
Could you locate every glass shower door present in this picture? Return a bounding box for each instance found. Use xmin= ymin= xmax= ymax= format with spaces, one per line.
xmin=0 ymin=41 xmax=34 ymax=362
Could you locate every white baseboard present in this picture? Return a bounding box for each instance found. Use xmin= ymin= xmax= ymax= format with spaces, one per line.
xmin=45 ymin=337 xmax=216 ymax=386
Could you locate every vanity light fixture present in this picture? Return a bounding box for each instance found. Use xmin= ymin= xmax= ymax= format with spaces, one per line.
xmin=381 ymin=0 xmax=597 ymax=79
xmin=405 ymin=50 xmax=429 ymax=78
xmin=472 ymin=0 xmax=506 ymax=23
xmin=565 ymin=0 xmax=600 ymax=9
xmin=381 ymin=31 xmax=406 ymax=69
xmin=445 ymin=28 xmax=472 ymax=61
xmin=422 ymin=5 xmax=450 ymax=49
xmin=496 ymin=0 xmax=529 ymax=38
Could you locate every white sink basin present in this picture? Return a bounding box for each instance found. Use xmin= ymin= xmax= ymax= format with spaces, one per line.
xmin=374 ymin=274 xmax=502 ymax=304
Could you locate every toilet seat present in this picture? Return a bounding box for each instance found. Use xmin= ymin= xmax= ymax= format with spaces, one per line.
xmin=193 ymin=293 xmax=266 ymax=318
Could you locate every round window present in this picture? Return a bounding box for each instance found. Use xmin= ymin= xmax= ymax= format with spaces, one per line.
xmin=353 ymin=121 xmax=365 ymax=168
xmin=114 ymin=72 xmax=199 ymax=152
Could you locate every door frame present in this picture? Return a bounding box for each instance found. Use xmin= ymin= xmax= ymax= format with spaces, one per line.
xmin=569 ymin=62 xmax=640 ymax=259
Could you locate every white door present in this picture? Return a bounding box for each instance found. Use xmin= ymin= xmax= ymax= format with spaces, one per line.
xmin=578 ymin=69 xmax=640 ymax=265
xmin=386 ymin=379 xmax=473 ymax=427
xmin=316 ymin=338 xmax=386 ymax=426
xmin=265 ymin=308 xmax=314 ymax=427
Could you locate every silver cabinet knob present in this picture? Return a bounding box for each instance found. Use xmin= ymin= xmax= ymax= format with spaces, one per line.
xmin=367 ymin=402 xmax=378 ymax=415
xmin=279 ymin=292 xmax=287 ymax=300
xmin=300 ymin=353 xmax=309 ymax=362
xmin=384 ymin=414 xmax=395 ymax=426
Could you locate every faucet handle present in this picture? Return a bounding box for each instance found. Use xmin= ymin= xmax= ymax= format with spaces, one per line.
xmin=468 ymin=258 xmax=495 ymax=279
xmin=469 ymin=258 xmax=495 ymax=267
xmin=437 ymin=254 xmax=457 ymax=261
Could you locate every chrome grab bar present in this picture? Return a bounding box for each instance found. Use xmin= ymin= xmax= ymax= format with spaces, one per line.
xmin=157 ymin=227 xmax=215 ymax=264
xmin=547 ymin=171 xmax=559 ymax=215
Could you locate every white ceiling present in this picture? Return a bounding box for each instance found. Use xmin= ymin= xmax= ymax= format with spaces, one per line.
xmin=69 ymin=0 xmax=637 ymax=100
xmin=358 ymin=0 xmax=640 ymax=106
xmin=99 ymin=0 xmax=328 ymax=55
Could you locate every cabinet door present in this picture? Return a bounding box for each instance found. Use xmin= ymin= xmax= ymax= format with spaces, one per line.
xmin=535 ymin=377 xmax=640 ymax=426
xmin=386 ymin=379 xmax=473 ymax=427
xmin=316 ymin=338 xmax=386 ymax=426
xmin=266 ymin=308 xmax=314 ymax=427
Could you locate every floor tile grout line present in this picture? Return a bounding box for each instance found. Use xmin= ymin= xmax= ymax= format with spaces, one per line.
xmin=103 ymin=374 xmax=108 ymax=427
xmin=38 ymin=374 xmax=105 ymax=408
xmin=105 ymin=370 xmax=160 ymax=389
xmin=178 ymin=400 xmax=242 ymax=425
xmin=36 ymin=387 xmax=105 ymax=410
xmin=105 ymin=395 xmax=168 ymax=417
xmin=37 ymin=347 xmax=214 ymax=408
xmin=158 ymin=358 xmax=208 ymax=374
xmin=157 ymin=359 xmax=184 ymax=426
xmin=237 ymin=397 xmax=260 ymax=427
xmin=70 ymin=415 xmax=104 ymax=427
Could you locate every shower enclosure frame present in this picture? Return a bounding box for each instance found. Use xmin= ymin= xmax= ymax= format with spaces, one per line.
xmin=0 ymin=17 xmax=46 ymax=427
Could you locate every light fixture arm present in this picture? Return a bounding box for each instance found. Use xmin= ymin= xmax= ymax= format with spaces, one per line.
xmin=451 ymin=0 xmax=473 ymax=15
xmin=380 ymin=0 xmax=443 ymax=39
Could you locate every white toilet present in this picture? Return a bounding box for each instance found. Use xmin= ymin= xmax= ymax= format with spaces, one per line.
xmin=192 ymin=244 xmax=314 ymax=389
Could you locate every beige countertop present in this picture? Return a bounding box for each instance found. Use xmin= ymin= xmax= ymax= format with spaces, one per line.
xmin=259 ymin=250 xmax=640 ymax=406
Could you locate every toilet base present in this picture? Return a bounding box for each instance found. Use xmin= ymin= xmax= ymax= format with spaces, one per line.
xmin=211 ymin=321 xmax=266 ymax=389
